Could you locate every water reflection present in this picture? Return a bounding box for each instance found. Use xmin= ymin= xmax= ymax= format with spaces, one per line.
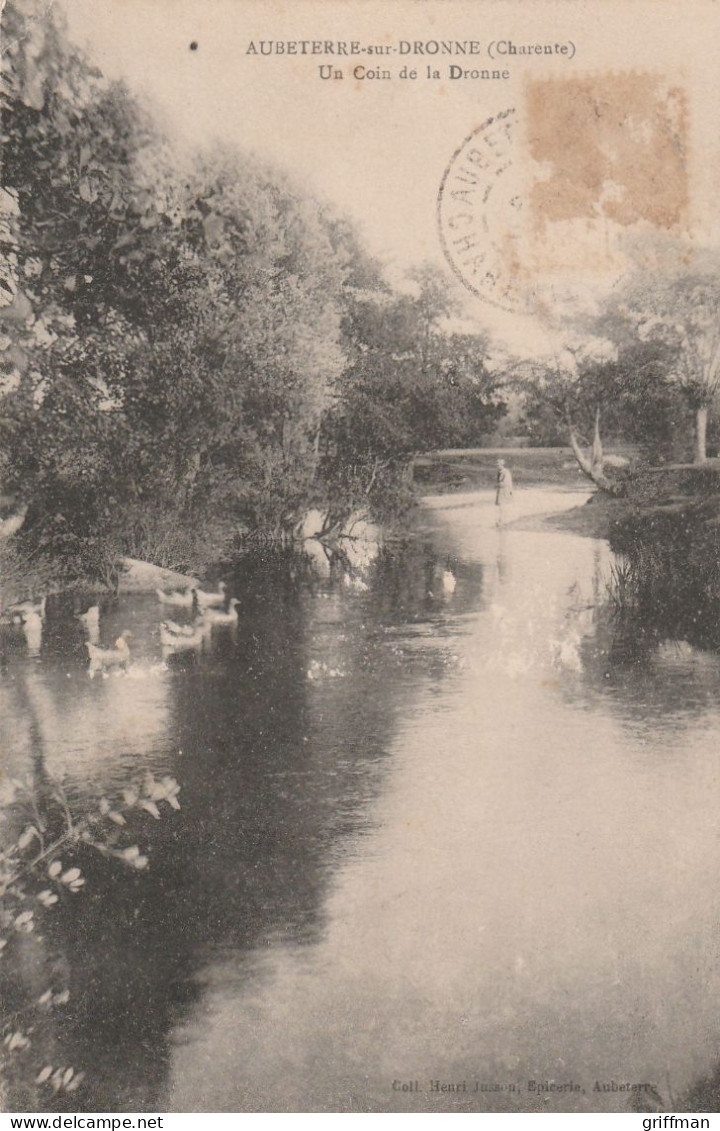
xmin=2 ymin=490 xmax=720 ymax=1112
xmin=163 ymin=493 xmax=720 ymax=1113
xmin=2 ymin=538 xmax=479 ymax=1111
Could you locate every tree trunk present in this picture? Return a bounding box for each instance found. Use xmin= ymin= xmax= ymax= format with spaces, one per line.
xmin=568 ymin=426 xmax=594 ymax=479
xmin=402 ymin=457 xmax=416 ymax=487
xmin=590 ymin=406 xmax=604 ymax=479
xmin=568 ymin=409 xmax=616 ymax=494
xmin=694 ymin=404 xmax=709 ymax=464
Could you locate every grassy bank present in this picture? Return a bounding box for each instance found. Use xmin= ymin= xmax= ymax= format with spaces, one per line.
xmin=549 ymin=462 xmax=720 ymax=645
xmin=510 ymin=495 xmax=623 ymax=539
xmin=415 ymin=447 xmax=589 ymax=494
xmin=416 ymin=446 xmax=637 ymax=540
xmin=509 ymin=459 xmax=720 ymax=542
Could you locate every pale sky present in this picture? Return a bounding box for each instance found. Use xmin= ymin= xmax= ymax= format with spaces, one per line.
xmin=60 ymin=0 xmax=720 ymax=354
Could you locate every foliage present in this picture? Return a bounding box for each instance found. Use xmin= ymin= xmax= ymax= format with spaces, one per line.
xmin=606 ymin=245 xmax=720 ymax=461
xmin=0 ymin=533 xmax=58 ymax=609
xmin=1 ymin=3 xmax=347 ymax=555
xmin=0 ymin=769 xmax=180 ymax=1108
xmin=1 ymin=1 xmax=503 ymax=575
xmin=614 ymin=249 xmax=720 ymax=411
xmin=338 ymin=266 xmax=503 ymax=456
xmin=517 ymin=337 xmax=691 ymax=460
xmin=318 ymin=264 xmax=505 ymax=527
xmin=604 ymin=496 xmax=720 ymax=644
xmin=507 ymin=234 xmax=720 ymax=468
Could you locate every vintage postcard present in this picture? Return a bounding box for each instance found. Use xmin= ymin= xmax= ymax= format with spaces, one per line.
xmin=2 ymin=0 xmax=720 ymax=1118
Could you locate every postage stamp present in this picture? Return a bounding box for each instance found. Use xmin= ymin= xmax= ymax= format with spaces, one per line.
xmin=438 ymin=74 xmax=689 ymax=315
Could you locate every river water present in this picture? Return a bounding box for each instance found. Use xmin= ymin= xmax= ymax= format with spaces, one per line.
xmin=3 ymin=488 xmax=720 ymax=1113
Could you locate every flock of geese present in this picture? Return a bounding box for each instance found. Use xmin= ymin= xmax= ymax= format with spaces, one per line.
xmin=4 ymin=566 xmax=458 ymax=675
xmin=156 ymin=583 xmax=239 ymax=652
xmin=88 ymin=582 xmax=239 ymax=674
xmin=2 ymin=582 xmax=238 ymax=676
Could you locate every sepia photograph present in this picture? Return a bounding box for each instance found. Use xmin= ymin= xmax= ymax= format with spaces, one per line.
xmin=1 ymin=0 xmax=720 ymax=1117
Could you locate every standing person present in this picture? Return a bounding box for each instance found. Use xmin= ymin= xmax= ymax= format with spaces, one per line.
xmin=495 ymin=458 xmax=513 ymax=526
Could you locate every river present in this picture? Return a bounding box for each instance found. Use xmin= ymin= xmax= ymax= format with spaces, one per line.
xmin=2 ymin=487 xmax=720 ymax=1113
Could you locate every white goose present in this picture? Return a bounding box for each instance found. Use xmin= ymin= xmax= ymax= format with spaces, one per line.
xmin=156 ymin=588 xmax=197 ymax=608
xmin=202 ymin=598 xmax=240 ymax=626
xmin=162 ymin=618 xmax=198 ymax=637
xmin=195 ymin=582 xmax=226 ymax=609
xmin=160 ymin=621 xmax=206 ymax=652
xmin=86 ymin=632 xmax=132 ymax=678
xmin=9 ymin=596 xmax=47 ymax=622
xmin=77 ymin=605 xmax=100 ymax=644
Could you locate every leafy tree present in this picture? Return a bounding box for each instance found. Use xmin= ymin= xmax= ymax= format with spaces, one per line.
xmin=508 ymin=261 xmax=707 ymax=488
xmin=517 ymin=336 xmax=690 ymax=462
xmin=506 ymin=334 xmax=622 ymax=490
xmin=1 ymin=0 xmax=351 ymax=570
xmin=1 ymin=0 xmax=179 ymax=572
xmin=1 ymin=0 xmax=505 ymax=581
xmin=612 ymin=251 xmax=720 ymax=463
xmin=318 ymin=263 xmax=504 ymax=528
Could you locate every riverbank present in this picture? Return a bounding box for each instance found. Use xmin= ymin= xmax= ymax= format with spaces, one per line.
xmin=7 ymin=454 xmax=720 ymax=607
xmin=508 ymin=494 xmax=622 ymax=540
xmin=417 ymin=447 xmax=618 ymax=541
xmin=115 ymin=557 xmax=200 ymax=593
xmin=507 ymin=459 xmax=720 ymax=541
xmin=414 ymin=446 xmax=586 ymax=493
xmin=507 ymin=464 xmax=720 ymax=648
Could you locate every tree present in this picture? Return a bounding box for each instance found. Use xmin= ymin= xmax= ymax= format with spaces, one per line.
xmin=2 ymin=0 xmax=507 ymax=581
xmin=1 ymin=0 xmax=113 ymax=541
xmin=1 ymin=0 xmax=353 ymax=568
xmin=518 ymin=324 xmax=692 ymax=455
xmin=614 ymin=248 xmax=720 ymax=463
xmin=508 ymin=335 xmax=621 ymax=490
xmin=318 ymin=263 xmax=504 ymax=529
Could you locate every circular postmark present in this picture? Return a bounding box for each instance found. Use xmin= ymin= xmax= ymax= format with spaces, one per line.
xmin=437 ymin=108 xmax=528 ymax=312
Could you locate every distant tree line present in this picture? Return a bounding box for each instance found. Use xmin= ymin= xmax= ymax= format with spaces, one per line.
xmin=511 ymin=247 xmax=720 ymax=480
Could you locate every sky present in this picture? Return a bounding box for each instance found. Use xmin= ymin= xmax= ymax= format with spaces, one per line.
xmin=59 ymin=0 xmax=720 ymax=356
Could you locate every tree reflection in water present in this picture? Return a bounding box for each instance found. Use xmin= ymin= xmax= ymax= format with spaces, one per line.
xmin=1 ymin=540 xmax=479 ymax=1112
